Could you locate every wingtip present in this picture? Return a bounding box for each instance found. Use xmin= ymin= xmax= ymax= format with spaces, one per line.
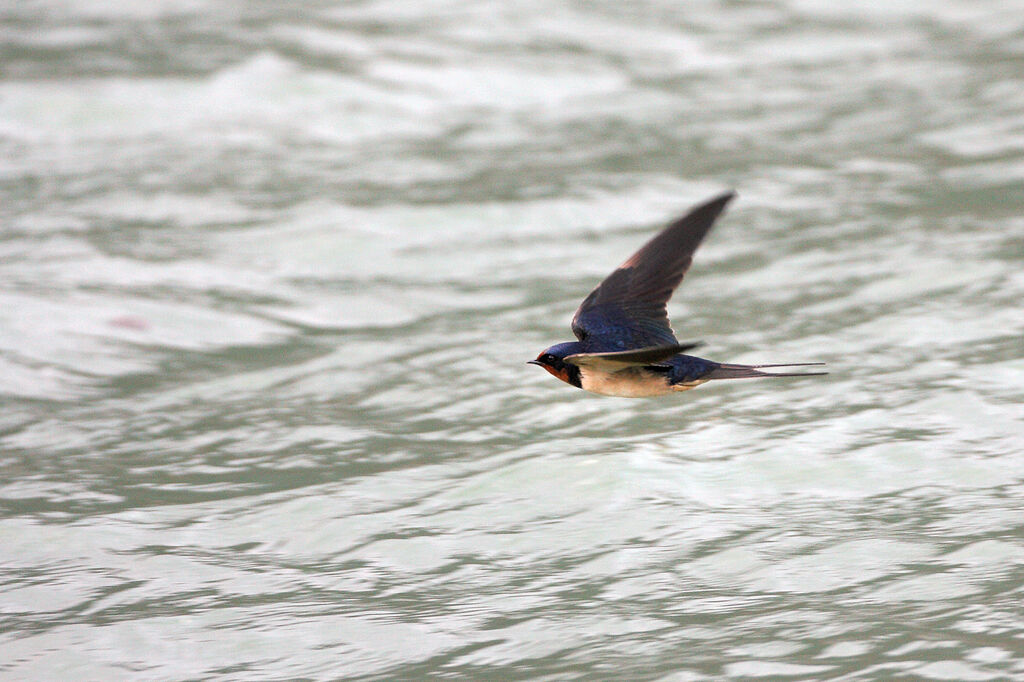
xmin=697 ymin=190 xmax=738 ymax=214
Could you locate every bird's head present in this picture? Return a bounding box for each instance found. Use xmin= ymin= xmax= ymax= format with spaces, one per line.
xmin=528 ymin=342 xmax=583 ymax=387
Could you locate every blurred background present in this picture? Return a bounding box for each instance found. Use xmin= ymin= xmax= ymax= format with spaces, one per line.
xmin=1 ymin=0 xmax=1023 ymax=679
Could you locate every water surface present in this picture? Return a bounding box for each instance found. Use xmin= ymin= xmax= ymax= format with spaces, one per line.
xmin=2 ymin=1 xmax=1024 ymax=679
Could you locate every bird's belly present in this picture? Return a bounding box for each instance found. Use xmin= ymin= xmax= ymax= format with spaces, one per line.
xmin=578 ymin=367 xmax=673 ymax=397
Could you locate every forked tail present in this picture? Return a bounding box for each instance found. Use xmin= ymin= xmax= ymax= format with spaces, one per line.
xmin=704 ymin=362 xmax=827 ymax=380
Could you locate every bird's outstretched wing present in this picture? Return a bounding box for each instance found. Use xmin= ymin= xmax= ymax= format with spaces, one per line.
xmin=564 ymin=342 xmax=703 ymax=370
xmin=571 ymin=191 xmax=735 ymax=351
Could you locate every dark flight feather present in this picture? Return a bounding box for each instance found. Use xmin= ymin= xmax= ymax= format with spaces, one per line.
xmin=703 ymin=362 xmax=828 ymax=380
xmin=571 ymin=191 xmax=735 ymax=351
xmin=563 ymin=342 xmax=704 ymax=369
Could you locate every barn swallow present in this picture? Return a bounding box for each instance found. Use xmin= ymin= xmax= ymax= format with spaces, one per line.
xmin=529 ymin=191 xmax=826 ymax=397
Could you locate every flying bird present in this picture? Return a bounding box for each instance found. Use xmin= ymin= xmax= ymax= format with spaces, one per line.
xmin=529 ymin=192 xmax=826 ymax=397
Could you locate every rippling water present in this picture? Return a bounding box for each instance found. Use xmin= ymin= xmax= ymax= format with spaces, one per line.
xmin=2 ymin=1 xmax=1024 ymax=679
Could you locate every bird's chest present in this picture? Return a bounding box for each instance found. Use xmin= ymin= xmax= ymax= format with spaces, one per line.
xmin=577 ymin=367 xmax=672 ymax=397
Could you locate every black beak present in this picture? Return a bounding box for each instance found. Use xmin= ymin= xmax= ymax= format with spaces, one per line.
xmin=527 ymin=360 xmax=543 ymax=366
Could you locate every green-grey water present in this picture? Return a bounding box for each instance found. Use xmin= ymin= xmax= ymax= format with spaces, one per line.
xmin=2 ymin=1 xmax=1024 ymax=679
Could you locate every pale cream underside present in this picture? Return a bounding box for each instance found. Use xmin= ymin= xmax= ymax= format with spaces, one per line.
xmin=578 ymin=367 xmax=707 ymax=397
